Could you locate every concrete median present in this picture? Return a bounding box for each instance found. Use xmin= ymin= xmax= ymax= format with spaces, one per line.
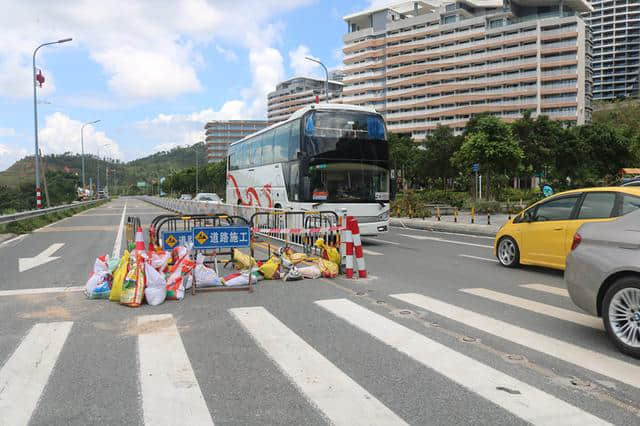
xmin=390 ymin=217 xmax=499 ymax=237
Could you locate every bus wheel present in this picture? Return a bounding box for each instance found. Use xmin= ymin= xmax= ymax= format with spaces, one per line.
xmin=274 ymin=203 xmax=282 ymax=209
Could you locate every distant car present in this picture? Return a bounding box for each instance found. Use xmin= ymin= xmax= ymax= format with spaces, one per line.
xmin=495 ymin=187 xmax=640 ymax=270
xmin=179 ymin=194 xmax=192 ymax=200
xmin=621 ymin=178 xmax=640 ymax=187
xmin=565 ymin=209 xmax=640 ymax=358
xmin=193 ymin=193 xmax=222 ymax=204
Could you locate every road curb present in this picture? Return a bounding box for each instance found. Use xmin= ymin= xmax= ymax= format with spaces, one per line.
xmin=0 ymin=233 xmax=17 ymax=244
xmin=390 ymin=217 xmax=498 ymax=237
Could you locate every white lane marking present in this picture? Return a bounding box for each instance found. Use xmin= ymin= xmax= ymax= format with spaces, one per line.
xmin=459 ymin=254 xmax=499 ymax=263
xmin=391 ymin=293 xmax=640 ymax=389
xmin=362 ymin=238 xmax=400 ymax=246
xmin=112 ymin=203 xmax=127 ymax=258
xmin=461 ymin=288 xmax=603 ymax=330
xmin=363 ymin=249 xmax=383 ymax=256
xmin=0 ymin=286 xmax=84 ymax=297
xmin=18 ymin=243 xmax=65 ymax=272
xmin=137 ymin=314 xmax=214 ymax=426
xmin=0 ymin=322 xmax=73 ymax=425
xmin=399 ymin=234 xmax=492 ymax=248
xmin=0 ymin=234 xmax=27 ymax=246
xmin=230 ymin=306 xmax=407 ymax=426
xmin=520 ymin=284 xmax=569 ymax=298
xmin=316 ymin=299 xmax=609 ymax=426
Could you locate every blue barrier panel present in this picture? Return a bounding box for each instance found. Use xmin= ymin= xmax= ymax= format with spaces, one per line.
xmin=161 ymin=230 xmax=194 ymax=250
xmin=192 ymin=226 xmax=251 ymax=249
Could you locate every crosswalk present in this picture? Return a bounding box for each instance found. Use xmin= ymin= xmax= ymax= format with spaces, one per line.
xmin=1 ymin=282 xmax=637 ymax=425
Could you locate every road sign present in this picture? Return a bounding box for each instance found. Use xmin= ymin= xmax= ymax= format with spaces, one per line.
xmin=542 ymin=184 xmax=554 ymax=197
xmin=472 ymin=163 xmax=480 ymax=173
xmin=161 ymin=230 xmax=193 ymax=250
xmin=137 ymin=181 xmax=146 ymax=188
xmin=192 ymin=226 xmax=251 ymax=249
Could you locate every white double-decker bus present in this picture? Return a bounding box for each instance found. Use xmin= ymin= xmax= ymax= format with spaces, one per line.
xmin=226 ymin=104 xmax=390 ymax=236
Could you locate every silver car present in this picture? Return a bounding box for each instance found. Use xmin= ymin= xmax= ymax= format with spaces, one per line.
xmin=565 ymin=208 xmax=640 ymax=358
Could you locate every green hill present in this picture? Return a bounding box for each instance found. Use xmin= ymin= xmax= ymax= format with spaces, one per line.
xmin=0 ymin=142 xmax=208 ymax=189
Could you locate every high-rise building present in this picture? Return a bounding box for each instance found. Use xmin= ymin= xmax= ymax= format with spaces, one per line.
xmin=584 ymin=1 xmax=640 ymax=101
xmin=267 ymin=77 xmax=344 ymax=123
xmin=204 ymin=120 xmax=270 ymax=163
xmin=342 ymin=0 xmax=593 ymax=139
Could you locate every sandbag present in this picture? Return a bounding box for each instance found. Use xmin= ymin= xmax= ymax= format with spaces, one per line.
xmin=85 ymin=271 xmax=111 ymax=299
xmin=109 ymin=250 xmax=130 ymax=302
xmin=166 ymin=258 xmax=195 ymax=300
xmin=120 ymin=256 xmax=145 ymax=307
xmin=258 ymin=256 xmax=281 ymax=280
xmin=298 ymin=265 xmax=322 ymax=279
xmin=223 ymin=269 xmax=262 ymax=286
xmin=144 ymin=262 xmax=167 ymax=306
xmin=316 ymin=258 xmax=338 ymax=278
xmin=194 ymin=253 xmax=222 ymax=287
xmin=231 ymin=249 xmax=256 ymax=270
xmin=315 ymin=238 xmax=341 ymax=266
xmin=150 ymin=250 xmax=171 ymax=272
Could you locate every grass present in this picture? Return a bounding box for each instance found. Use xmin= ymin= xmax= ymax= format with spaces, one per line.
xmin=0 ymin=199 xmax=110 ymax=234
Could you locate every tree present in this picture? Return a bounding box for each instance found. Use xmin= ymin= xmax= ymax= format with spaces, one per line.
xmin=572 ymin=122 xmax=633 ymax=182
xmin=389 ymin=133 xmax=420 ymax=189
xmin=511 ymin=111 xmax=561 ymax=176
xmin=422 ymin=125 xmax=462 ymax=189
xmin=452 ymin=115 xmax=523 ymax=198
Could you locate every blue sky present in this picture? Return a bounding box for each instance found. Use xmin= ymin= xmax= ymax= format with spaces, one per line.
xmin=0 ymin=0 xmax=387 ymax=171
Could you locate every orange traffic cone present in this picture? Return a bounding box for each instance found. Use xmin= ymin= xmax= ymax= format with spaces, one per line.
xmin=135 ymin=226 xmax=145 ymax=253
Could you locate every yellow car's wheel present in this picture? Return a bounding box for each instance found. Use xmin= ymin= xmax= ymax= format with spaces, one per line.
xmin=497 ymin=236 xmax=520 ymax=268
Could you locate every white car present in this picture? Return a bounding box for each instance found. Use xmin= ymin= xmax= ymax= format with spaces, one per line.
xmin=179 ymin=194 xmax=192 ymax=200
xmin=193 ymin=193 xmax=222 ymax=204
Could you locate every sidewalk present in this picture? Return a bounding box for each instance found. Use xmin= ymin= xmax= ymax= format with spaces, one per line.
xmin=390 ymin=213 xmax=506 ymax=237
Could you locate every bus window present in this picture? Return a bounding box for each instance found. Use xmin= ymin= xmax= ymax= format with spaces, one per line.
xmin=262 ymin=129 xmax=274 ymax=164
xmin=288 ymin=118 xmax=301 ymax=160
xmin=252 ymin=133 xmax=263 ymax=167
xmin=274 ymin=123 xmax=290 ymax=163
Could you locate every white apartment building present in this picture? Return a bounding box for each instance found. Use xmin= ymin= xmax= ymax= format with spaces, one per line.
xmin=584 ymin=0 xmax=640 ymax=100
xmin=267 ymin=77 xmax=344 ymax=123
xmin=342 ymin=0 xmax=593 ymax=139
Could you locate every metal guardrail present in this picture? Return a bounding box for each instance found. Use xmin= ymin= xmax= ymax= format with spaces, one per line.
xmin=0 ymin=199 xmax=103 ymax=225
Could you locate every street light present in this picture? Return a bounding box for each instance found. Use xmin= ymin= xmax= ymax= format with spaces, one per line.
xmin=305 ymin=56 xmax=329 ymax=102
xmin=81 ymin=119 xmax=100 ymax=190
xmin=192 ymin=143 xmax=201 ymax=193
xmin=32 ymin=37 xmax=72 ymax=208
xmin=97 ymin=143 xmax=111 ymax=196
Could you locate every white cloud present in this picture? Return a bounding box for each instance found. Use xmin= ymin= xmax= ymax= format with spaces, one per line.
xmin=215 ymin=45 xmax=238 ymax=62
xmin=39 ymin=112 xmax=123 ymax=160
xmin=0 ymin=0 xmax=312 ymax=101
xmin=289 ymin=45 xmax=323 ymax=79
xmin=0 ymin=127 xmax=17 ymax=137
xmin=0 ymin=143 xmax=28 ymax=171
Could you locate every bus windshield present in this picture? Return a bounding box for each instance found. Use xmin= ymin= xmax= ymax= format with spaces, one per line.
xmin=302 ymin=110 xmax=387 ymax=162
xmin=303 ymin=162 xmax=389 ymax=203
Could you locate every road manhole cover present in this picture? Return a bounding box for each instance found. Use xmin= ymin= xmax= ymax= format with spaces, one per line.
xmin=461 ymin=336 xmax=477 ymax=343
xmin=399 ymin=310 xmax=413 ymax=315
xmin=355 ymin=292 xmax=366 ymax=296
xmin=376 ymin=300 xmax=386 ymax=305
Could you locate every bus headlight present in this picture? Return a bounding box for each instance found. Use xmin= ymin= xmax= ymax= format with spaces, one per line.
xmin=378 ymin=211 xmax=389 ymax=221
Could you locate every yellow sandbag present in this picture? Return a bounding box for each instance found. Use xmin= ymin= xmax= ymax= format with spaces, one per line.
xmin=315 ymin=238 xmax=340 ymax=266
xmin=287 ymin=252 xmax=307 ymax=265
xmin=232 ymin=248 xmax=257 ymax=270
xmin=316 ymin=258 xmax=338 ymax=278
xmin=109 ymin=250 xmax=130 ymax=302
xmin=258 ymin=256 xmax=281 ymax=279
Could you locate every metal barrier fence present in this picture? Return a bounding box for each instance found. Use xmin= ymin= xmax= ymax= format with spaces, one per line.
xmin=152 ymin=213 xmax=254 ymax=293
xmin=0 ymin=199 xmax=103 ymax=225
xmin=140 ymin=196 xmax=344 ymax=257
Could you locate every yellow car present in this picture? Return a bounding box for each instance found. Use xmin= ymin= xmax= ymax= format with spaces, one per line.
xmin=495 ymin=187 xmax=640 ymax=270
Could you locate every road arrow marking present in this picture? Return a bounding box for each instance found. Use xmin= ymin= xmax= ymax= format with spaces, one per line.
xmin=18 ymin=243 xmax=64 ymax=272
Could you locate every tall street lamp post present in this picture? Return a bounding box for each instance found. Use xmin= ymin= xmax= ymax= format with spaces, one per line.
xmin=32 ymin=37 xmax=72 ymax=208
xmin=97 ymin=143 xmax=111 ymax=196
xmin=305 ymin=56 xmax=329 ymax=102
xmin=81 ymin=119 xmax=100 ymax=190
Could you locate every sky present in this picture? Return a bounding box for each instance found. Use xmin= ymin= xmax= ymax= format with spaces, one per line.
xmin=0 ymin=0 xmax=393 ymax=171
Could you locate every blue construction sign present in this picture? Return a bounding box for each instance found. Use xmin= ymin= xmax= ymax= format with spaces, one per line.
xmin=161 ymin=230 xmax=194 ymax=250
xmin=472 ymin=163 xmax=480 ymax=173
xmin=192 ymin=226 xmax=251 ymax=249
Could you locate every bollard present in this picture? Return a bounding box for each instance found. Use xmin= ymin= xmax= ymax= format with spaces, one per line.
xmin=471 ymin=207 xmax=475 ymax=224
xmin=454 ymin=208 xmax=458 ymax=223
xmin=487 ymin=213 xmax=491 ymax=225
xmin=436 ymin=206 xmax=441 ymax=221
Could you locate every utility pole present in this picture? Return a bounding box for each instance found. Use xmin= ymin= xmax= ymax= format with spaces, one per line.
xmin=305 ymin=56 xmax=329 ymax=102
xmin=32 ymin=37 xmax=72 ymax=208
xmin=81 ymin=119 xmax=100 ymax=190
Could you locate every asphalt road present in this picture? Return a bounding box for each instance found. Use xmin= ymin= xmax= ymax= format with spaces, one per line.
xmin=0 ymin=197 xmax=638 ymax=425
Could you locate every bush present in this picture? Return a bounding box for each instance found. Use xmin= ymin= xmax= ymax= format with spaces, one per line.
xmin=415 ymin=190 xmax=470 ymax=208
xmin=391 ymin=195 xmax=432 ymax=218
xmin=4 ymin=199 xmax=108 ymax=234
xmin=464 ymin=200 xmax=501 ymax=214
